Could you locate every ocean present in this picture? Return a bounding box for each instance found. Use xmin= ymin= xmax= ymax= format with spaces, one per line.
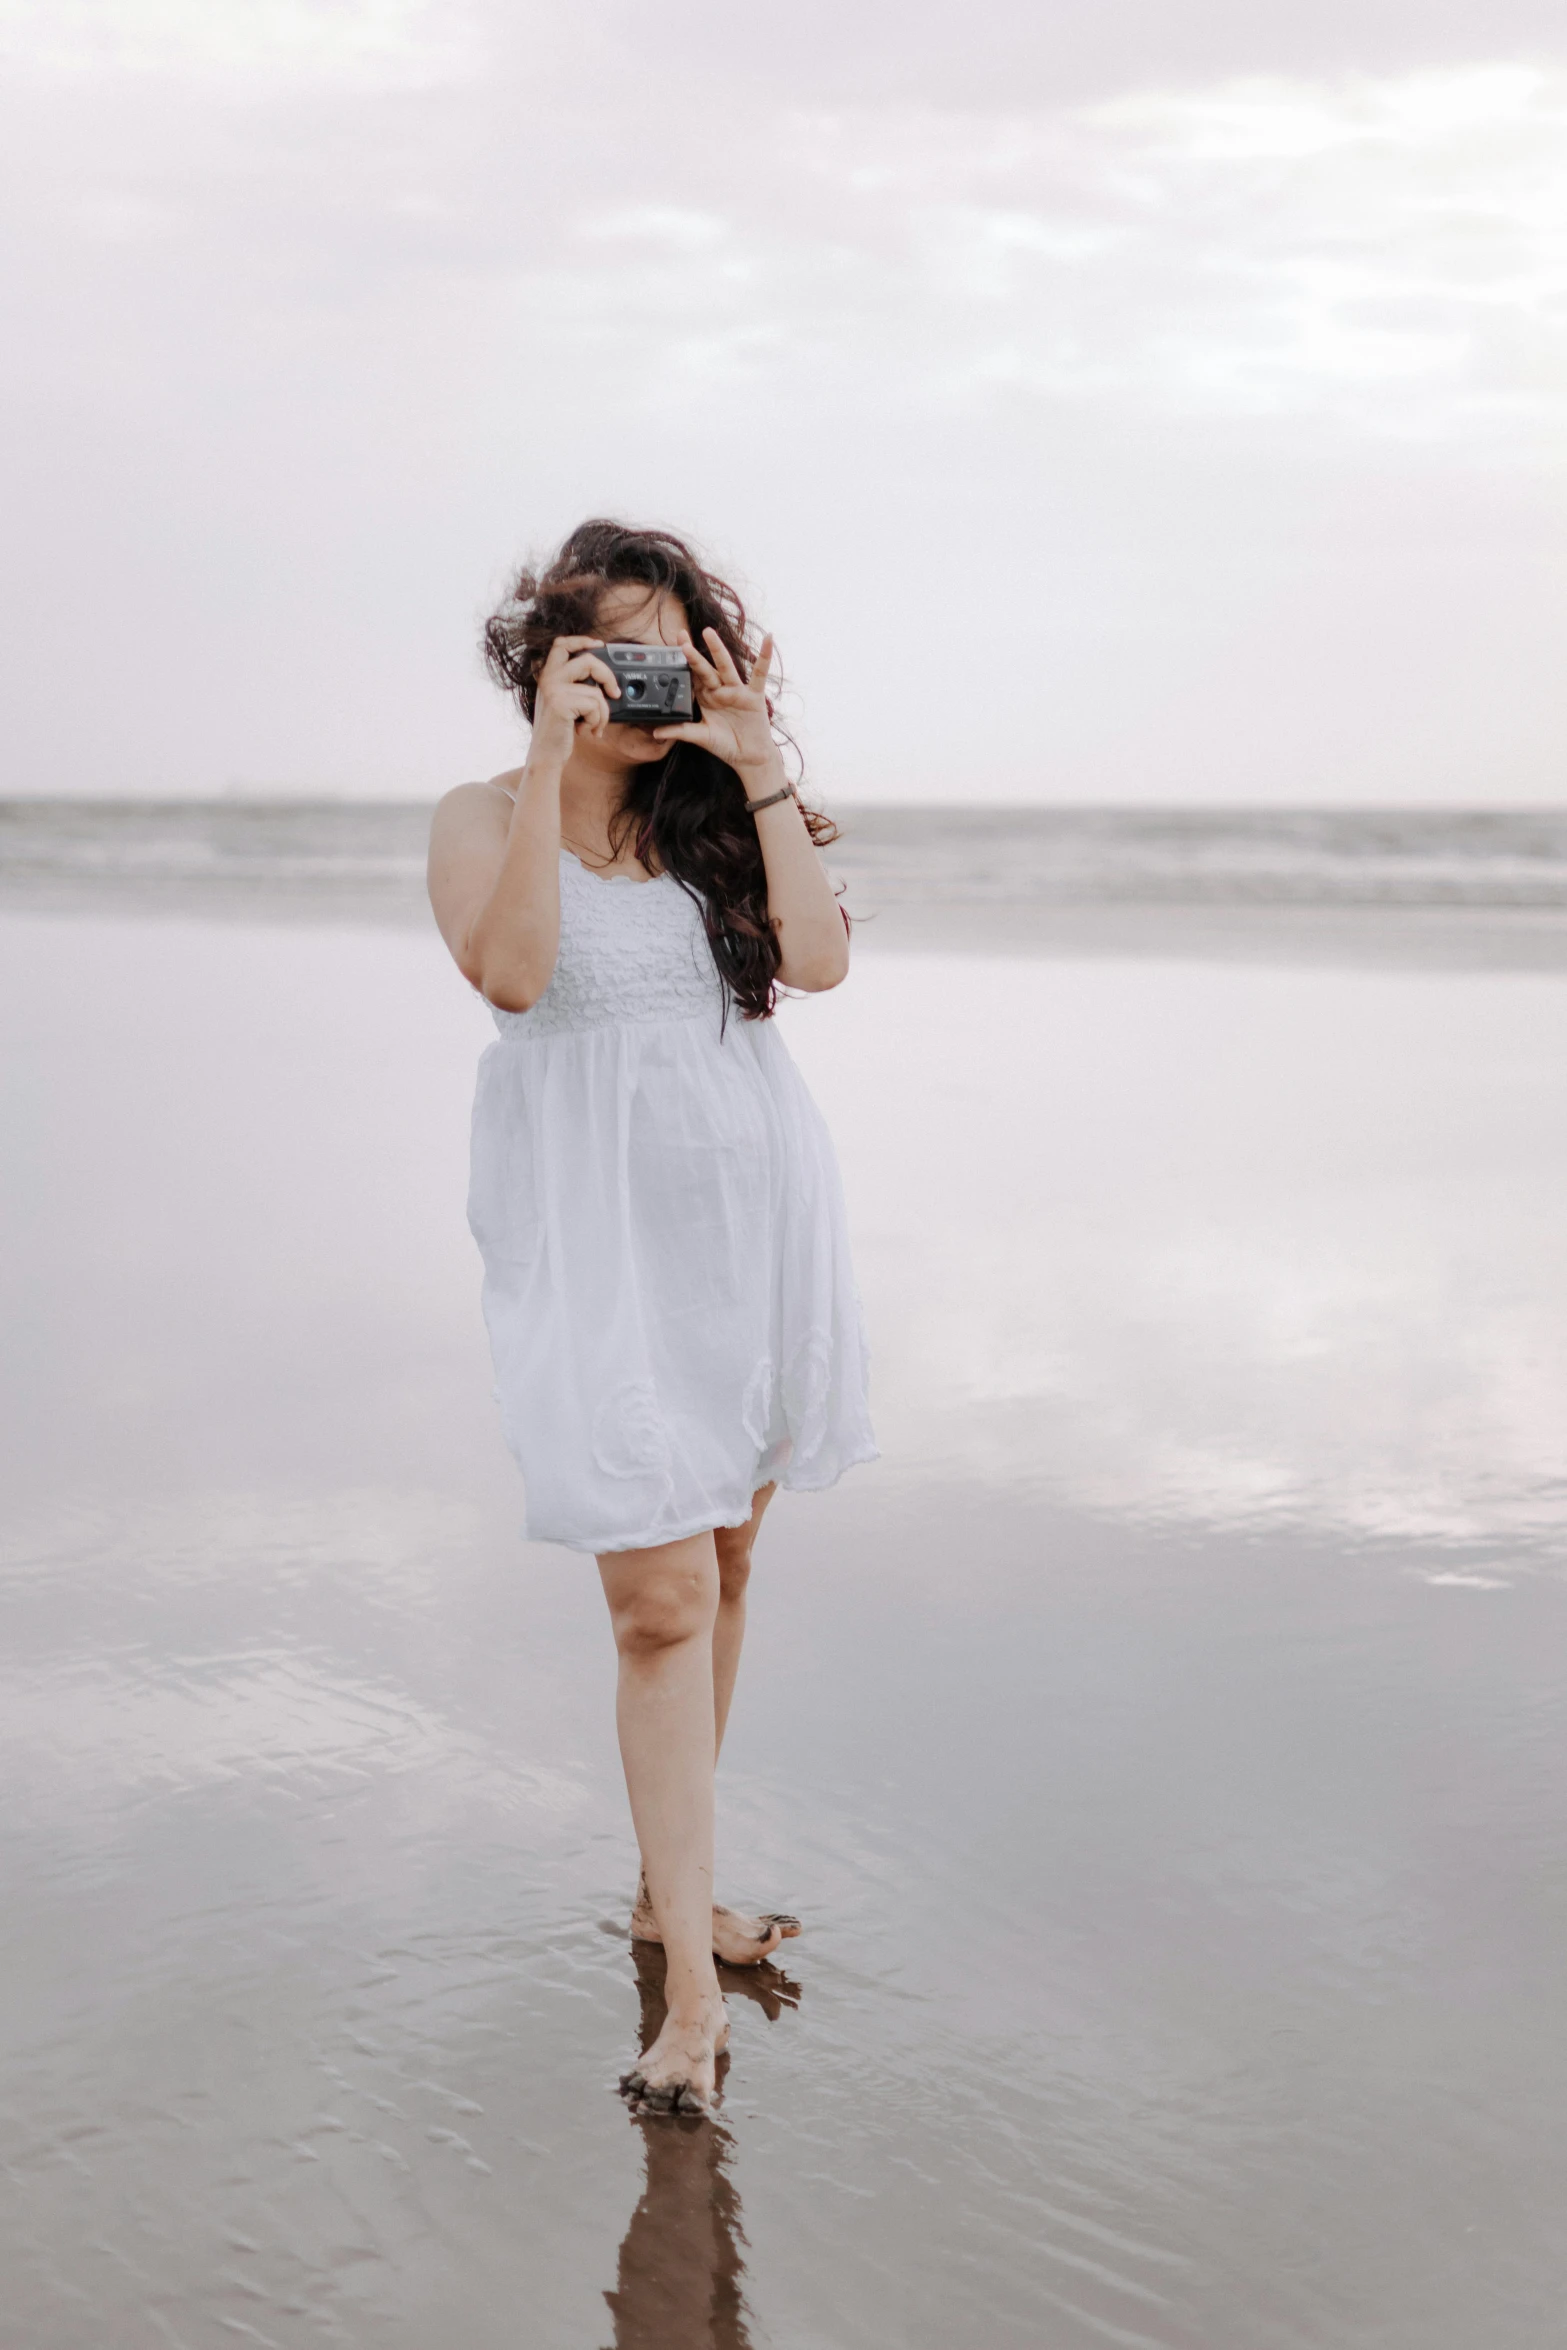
xmin=7 ymin=797 xmax=1567 ymax=953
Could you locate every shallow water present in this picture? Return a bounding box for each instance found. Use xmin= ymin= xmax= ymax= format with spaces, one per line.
xmin=3 ymin=911 xmax=1566 ymax=2346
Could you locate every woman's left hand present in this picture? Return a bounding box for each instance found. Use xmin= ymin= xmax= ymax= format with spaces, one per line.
xmin=652 ymin=629 xmax=779 ymax=781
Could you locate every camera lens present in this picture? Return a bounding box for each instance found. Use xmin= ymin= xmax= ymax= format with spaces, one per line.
xmin=624 ymin=679 xmax=645 ymax=700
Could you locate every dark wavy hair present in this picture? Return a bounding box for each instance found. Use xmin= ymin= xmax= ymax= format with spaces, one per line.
xmin=482 ymin=519 xmax=839 ymax=1021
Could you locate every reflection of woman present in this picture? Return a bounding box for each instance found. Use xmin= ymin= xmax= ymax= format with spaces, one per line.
xmin=603 ymin=1942 xmax=771 ymax=2349
xmin=428 ymin=521 xmax=876 ymax=2115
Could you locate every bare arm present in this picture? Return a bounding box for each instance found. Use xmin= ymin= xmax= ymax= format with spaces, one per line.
xmin=656 ymin=629 xmax=850 ymax=993
xmin=426 ymin=636 xmax=617 ymax=1011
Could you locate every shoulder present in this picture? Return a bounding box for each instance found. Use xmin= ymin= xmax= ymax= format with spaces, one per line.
xmin=429 ymin=774 xmax=517 ymax=848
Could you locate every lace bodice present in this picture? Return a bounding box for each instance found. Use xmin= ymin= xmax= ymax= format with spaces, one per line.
xmin=490 ymin=850 xmax=724 ymax=1041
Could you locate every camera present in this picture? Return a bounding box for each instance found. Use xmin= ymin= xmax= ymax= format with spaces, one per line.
xmin=600 ymin=642 xmax=697 ymax=727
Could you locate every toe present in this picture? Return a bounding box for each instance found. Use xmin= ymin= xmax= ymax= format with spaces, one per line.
xmin=717 ymin=1924 xmax=783 ymax=1967
xmin=760 ymin=1912 xmax=802 ymax=1936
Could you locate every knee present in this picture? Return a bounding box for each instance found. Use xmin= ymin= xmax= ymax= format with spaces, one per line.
xmin=610 ymin=1561 xmax=718 ymax=1659
xmin=713 ymin=1525 xmax=753 ymax=1604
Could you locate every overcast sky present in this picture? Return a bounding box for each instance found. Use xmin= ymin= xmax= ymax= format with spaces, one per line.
xmin=2 ymin=0 xmax=1563 ymax=802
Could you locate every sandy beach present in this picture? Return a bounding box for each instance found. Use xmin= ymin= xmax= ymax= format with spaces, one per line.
xmin=3 ymin=862 xmax=1566 ymax=2347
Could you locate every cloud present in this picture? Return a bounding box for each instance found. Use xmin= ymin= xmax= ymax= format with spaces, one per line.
xmin=532 ymin=65 xmax=1567 ymax=442
xmin=19 ymin=41 xmax=1561 ymax=445
xmin=0 ymin=0 xmax=478 ymax=87
xmin=0 ymin=9 xmax=1561 ymax=796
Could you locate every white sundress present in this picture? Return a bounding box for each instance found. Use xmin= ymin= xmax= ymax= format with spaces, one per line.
xmin=467 ymin=848 xmax=877 ymax=1554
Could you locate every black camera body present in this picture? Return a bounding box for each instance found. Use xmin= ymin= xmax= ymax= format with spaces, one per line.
xmin=600 ymin=642 xmax=697 ymax=726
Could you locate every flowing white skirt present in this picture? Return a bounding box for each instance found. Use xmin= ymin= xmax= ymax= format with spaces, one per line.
xmin=467 ymin=1009 xmax=877 ymax=1554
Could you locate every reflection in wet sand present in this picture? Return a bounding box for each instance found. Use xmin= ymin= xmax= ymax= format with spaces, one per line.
xmin=604 ymin=1946 xmax=801 ymax=2350
xmin=5 ymin=913 xmax=1567 ymax=2346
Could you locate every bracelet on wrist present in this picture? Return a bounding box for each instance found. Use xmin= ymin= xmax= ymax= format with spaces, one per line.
xmin=744 ymin=781 xmax=797 ymax=815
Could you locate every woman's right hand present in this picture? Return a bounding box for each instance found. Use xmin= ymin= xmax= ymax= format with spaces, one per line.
xmin=529 ymin=635 xmax=620 ymax=767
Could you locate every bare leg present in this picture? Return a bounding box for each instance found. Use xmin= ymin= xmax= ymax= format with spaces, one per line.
xmin=600 ymin=1533 xmax=728 ymax=2115
xmin=713 ymin=1481 xmax=776 ymax=1760
xmin=630 ymin=1485 xmax=802 ymax=1967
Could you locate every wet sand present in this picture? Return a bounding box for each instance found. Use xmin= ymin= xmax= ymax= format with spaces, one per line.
xmin=3 ymin=909 xmax=1566 ymax=2346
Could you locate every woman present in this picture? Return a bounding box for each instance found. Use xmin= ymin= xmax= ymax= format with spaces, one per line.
xmin=427 ymin=521 xmax=876 ymax=2118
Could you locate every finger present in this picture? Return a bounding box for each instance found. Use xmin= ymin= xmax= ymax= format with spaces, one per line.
xmin=562 ymin=651 xmax=620 ymax=695
xmin=567 ymin=684 xmax=609 ymax=731
xmin=676 ymin=631 xmax=721 ymax=687
xmin=650 ymin=722 xmax=709 ymax=745
xmin=748 ymin=633 xmax=775 ymax=692
xmin=545 ymin=633 xmax=606 ymax=666
xmin=703 ymin=627 xmax=745 ymax=688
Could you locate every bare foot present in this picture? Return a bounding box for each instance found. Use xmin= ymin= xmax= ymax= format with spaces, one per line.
xmin=631 ymin=1872 xmax=801 ymax=1967
xmin=619 ymin=1990 xmax=730 ymax=2119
